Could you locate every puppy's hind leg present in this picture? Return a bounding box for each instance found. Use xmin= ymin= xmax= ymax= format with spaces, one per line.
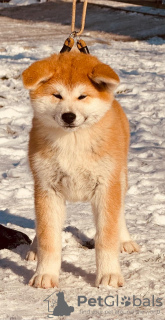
xmin=120 ymin=206 xmax=140 ymax=254
xmin=120 ymin=171 xmax=140 ymax=254
xmin=26 ymin=235 xmax=38 ymax=261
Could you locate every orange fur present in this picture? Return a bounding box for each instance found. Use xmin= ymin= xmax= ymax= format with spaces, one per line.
xmin=22 ymin=51 xmax=139 ymax=289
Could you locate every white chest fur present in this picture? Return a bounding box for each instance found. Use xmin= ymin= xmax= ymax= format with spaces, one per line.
xmin=32 ymin=129 xmax=114 ymax=202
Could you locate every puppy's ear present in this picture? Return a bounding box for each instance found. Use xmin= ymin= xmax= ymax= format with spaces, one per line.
xmin=22 ymin=57 xmax=56 ymax=90
xmin=89 ymin=63 xmax=120 ymax=91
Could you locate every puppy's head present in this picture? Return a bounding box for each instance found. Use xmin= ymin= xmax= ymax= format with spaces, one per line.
xmin=22 ymin=51 xmax=119 ymax=132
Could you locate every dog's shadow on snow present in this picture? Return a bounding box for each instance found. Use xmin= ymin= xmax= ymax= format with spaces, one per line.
xmin=0 ymin=256 xmax=34 ymax=284
xmin=62 ymin=226 xmax=95 ymax=286
xmin=0 ymin=256 xmax=95 ymax=286
xmin=64 ymin=226 xmax=95 ymax=249
xmin=0 ymin=209 xmax=35 ymax=229
xmin=61 ymin=261 xmax=95 ymax=287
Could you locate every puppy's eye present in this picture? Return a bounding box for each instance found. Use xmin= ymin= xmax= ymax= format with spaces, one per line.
xmin=53 ymin=94 xmax=63 ymax=100
xmin=78 ymin=95 xmax=87 ymax=100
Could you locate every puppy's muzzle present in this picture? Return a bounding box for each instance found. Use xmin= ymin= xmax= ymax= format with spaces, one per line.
xmin=62 ymin=112 xmax=76 ymax=125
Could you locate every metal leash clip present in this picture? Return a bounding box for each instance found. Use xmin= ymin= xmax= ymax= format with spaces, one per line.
xmin=77 ymin=39 xmax=89 ymax=54
xmin=60 ymin=37 xmax=74 ymax=53
xmin=60 ymin=0 xmax=89 ymax=54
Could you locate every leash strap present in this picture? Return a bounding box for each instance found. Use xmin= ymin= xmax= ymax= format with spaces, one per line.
xmin=60 ymin=0 xmax=89 ymax=54
xmin=71 ymin=0 xmax=88 ymax=37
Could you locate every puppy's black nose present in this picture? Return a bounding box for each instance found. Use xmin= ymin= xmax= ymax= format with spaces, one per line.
xmin=62 ymin=112 xmax=76 ymax=124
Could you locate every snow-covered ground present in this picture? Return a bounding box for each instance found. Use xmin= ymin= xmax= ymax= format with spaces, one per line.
xmin=88 ymin=0 xmax=165 ymax=17
xmin=0 ymin=4 xmax=165 ymax=319
xmin=0 ymin=0 xmax=46 ymax=7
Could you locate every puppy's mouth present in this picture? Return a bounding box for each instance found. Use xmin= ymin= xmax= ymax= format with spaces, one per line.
xmin=62 ymin=124 xmax=78 ymax=131
xmin=53 ymin=115 xmax=88 ymax=130
xmin=64 ymin=124 xmax=77 ymax=128
xmin=63 ymin=117 xmax=88 ymax=129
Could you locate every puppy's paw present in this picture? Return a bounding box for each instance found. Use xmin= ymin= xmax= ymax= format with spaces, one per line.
xmin=96 ymin=273 xmax=124 ymax=288
xmin=29 ymin=273 xmax=59 ymax=289
xmin=120 ymin=240 xmax=140 ymax=254
xmin=26 ymin=250 xmax=38 ymax=261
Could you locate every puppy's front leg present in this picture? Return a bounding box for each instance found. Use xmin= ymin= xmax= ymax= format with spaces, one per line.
xmin=29 ymin=187 xmax=65 ymax=289
xmin=92 ymin=181 xmax=124 ymax=288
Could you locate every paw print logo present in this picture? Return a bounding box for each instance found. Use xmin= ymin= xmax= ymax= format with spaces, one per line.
xmin=121 ymin=296 xmax=131 ymax=307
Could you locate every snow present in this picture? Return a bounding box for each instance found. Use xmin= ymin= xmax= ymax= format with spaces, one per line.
xmin=0 ymin=1 xmax=165 ymax=319
xmin=88 ymin=0 xmax=165 ymax=17
xmin=0 ymin=0 xmax=45 ymax=7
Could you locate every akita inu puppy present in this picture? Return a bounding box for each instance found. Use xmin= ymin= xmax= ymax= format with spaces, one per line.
xmin=22 ymin=51 xmax=139 ymax=289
